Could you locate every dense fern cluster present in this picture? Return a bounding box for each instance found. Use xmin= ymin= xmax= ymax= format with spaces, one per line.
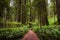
xmin=0 ymin=26 xmax=60 ymax=40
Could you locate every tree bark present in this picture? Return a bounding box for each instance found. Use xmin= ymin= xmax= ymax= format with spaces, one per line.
xmin=56 ymin=0 xmax=60 ymax=25
xmin=38 ymin=0 xmax=49 ymax=26
xmin=22 ymin=0 xmax=27 ymax=25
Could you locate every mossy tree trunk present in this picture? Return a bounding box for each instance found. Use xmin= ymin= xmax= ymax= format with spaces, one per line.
xmin=14 ymin=0 xmax=22 ymax=22
xmin=21 ymin=0 xmax=27 ymax=25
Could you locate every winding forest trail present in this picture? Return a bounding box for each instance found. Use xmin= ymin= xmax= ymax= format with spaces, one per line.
xmin=21 ymin=30 xmax=39 ymax=40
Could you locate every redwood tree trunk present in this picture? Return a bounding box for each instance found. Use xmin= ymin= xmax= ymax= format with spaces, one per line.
xmin=56 ymin=0 xmax=60 ymax=25
xmin=38 ymin=0 xmax=49 ymax=26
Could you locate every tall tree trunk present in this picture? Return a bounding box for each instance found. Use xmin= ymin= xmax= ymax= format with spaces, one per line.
xmin=29 ymin=0 xmax=32 ymax=27
xmin=17 ymin=0 xmax=22 ymax=22
xmin=38 ymin=0 xmax=49 ymax=26
xmin=56 ymin=0 xmax=60 ymax=25
xmin=22 ymin=0 xmax=27 ymax=25
xmin=0 ymin=10 xmax=3 ymax=28
xmin=0 ymin=0 xmax=10 ymax=27
xmin=13 ymin=0 xmax=22 ymax=27
xmin=14 ymin=0 xmax=21 ymax=22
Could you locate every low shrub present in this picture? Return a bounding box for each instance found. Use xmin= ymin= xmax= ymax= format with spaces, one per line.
xmin=32 ymin=25 xmax=60 ymax=40
xmin=0 ymin=25 xmax=60 ymax=40
xmin=0 ymin=27 xmax=29 ymax=40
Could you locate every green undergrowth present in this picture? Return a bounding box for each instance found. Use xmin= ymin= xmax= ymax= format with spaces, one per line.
xmin=48 ymin=16 xmax=58 ymax=25
xmin=0 ymin=25 xmax=60 ymax=40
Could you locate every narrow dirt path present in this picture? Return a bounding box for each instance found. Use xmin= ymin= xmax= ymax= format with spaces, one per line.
xmin=21 ymin=30 xmax=39 ymax=40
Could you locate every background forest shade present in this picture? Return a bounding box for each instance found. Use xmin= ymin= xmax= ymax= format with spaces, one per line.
xmin=1 ymin=0 xmax=60 ymax=40
xmin=0 ymin=0 xmax=58 ymax=27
